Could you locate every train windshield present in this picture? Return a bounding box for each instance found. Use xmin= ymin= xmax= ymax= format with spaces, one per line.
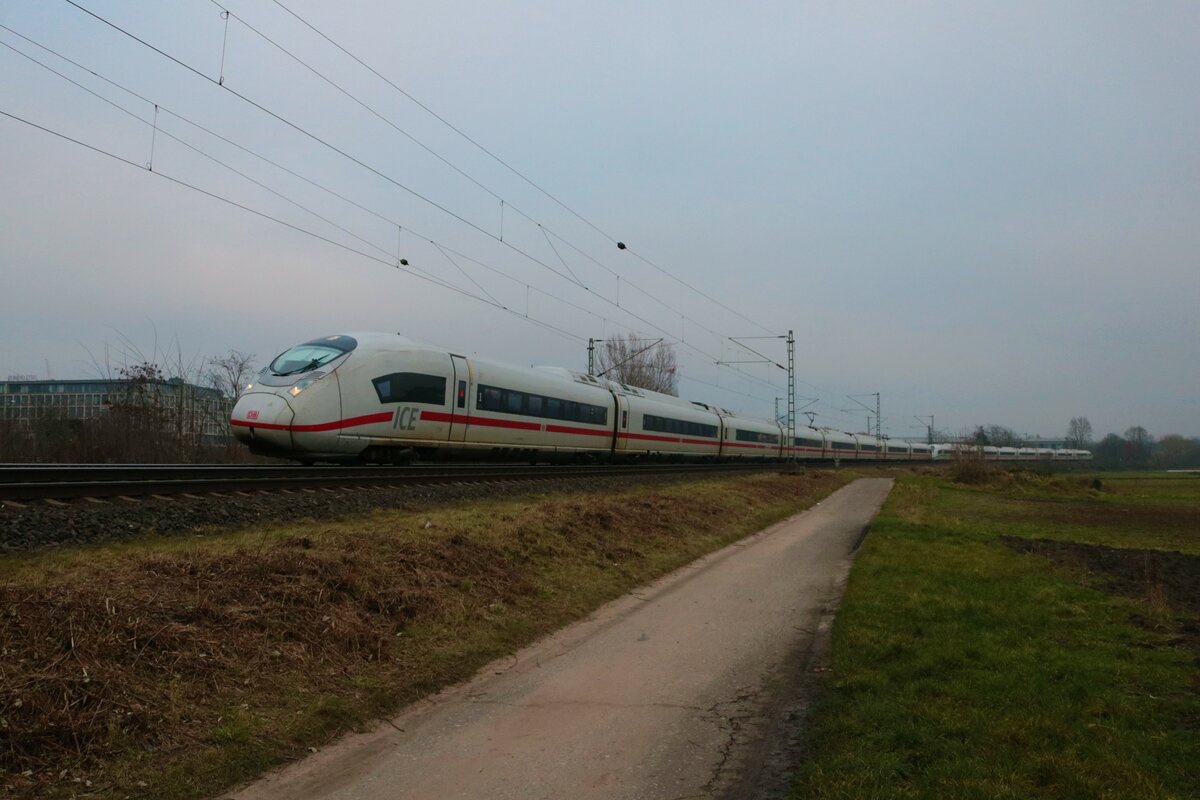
xmin=268 ymin=335 xmax=357 ymax=376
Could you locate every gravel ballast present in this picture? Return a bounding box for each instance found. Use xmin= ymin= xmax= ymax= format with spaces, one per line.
xmin=0 ymin=473 xmax=723 ymax=552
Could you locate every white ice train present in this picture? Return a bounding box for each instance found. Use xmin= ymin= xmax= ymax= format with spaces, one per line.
xmin=229 ymin=332 xmax=1093 ymax=465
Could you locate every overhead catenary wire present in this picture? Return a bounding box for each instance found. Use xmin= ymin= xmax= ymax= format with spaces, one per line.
xmin=2 ymin=19 xmax=661 ymax=346
xmin=0 ymin=47 xmax=767 ymax=415
xmin=0 ymin=17 xmax=917 ymax=424
xmin=61 ymin=0 xmax=587 ymax=292
xmin=0 ymin=34 xmax=490 ymax=298
xmin=264 ymin=0 xmax=778 ymax=337
xmin=206 ymin=0 xmax=767 ymax=366
xmin=1 ymin=23 xmax=776 ymax=412
xmin=0 ymin=106 xmax=590 ymax=346
xmin=55 ymin=0 xmax=787 ymax=399
xmin=34 ymin=6 xmax=871 ymax=419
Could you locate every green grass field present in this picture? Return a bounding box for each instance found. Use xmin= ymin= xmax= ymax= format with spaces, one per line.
xmin=793 ymin=471 xmax=1200 ymax=799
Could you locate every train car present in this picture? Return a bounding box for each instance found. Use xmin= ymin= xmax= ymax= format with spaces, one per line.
xmin=232 ymin=333 xmax=618 ymax=463
xmin=788 ymin=427 xmax=827 ymax=461
xmin=822 ymin=430 xmax=858 ymax=461
xmin=854 ymin=433 xmax=884 ymax=462
xmin=614 ymin=387 xmax=723 ymax=459
xmin=885 ymin=439 xmax=911 ymax=462
xmin=911 ymin=443 xmax=933 ymax=461
xmin=464 ymin=363 xmax=615 ymax=457
xmin=722 ymin=412 xmax=784 ymax=459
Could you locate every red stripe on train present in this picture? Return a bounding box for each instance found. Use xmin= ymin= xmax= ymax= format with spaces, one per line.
xmin=230 ymin=412 xmax=393 ymax=433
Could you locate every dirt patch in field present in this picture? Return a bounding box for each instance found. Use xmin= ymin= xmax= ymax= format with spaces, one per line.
xmin=994 ymin=499 xmax=1200 ymax=537
xmin=1002 ymin=536 xmax=1200 ymax=662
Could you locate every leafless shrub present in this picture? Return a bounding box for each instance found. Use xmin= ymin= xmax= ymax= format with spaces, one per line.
xmin=949 ymin=444 xmax=993 ymax=484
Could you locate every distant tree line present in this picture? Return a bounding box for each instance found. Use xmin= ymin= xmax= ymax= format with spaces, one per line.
xmin=1090 ymin=427 xmax=1199 ymax=470
xmin=959 ymin=415 xmax=1199 ymax=470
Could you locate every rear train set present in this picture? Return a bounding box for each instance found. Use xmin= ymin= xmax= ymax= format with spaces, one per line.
xmin=231 ymin=333 xmax=1093 ymax=465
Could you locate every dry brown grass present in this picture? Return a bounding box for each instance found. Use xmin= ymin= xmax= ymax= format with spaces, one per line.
xmin=1 ymin=470 xmax=850 ymax=799
xmin=947 ymin=448 xmax=993 ymax=484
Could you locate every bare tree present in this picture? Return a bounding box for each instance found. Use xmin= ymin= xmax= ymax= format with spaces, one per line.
xmin=205 ymin=349 xmax=257 ymax=403
xmin=1124 ymin=425 xmax=1153 ymax=465
xmin=983 ymin=424 xmax=1021 ymax=447
xmin=597 ymin=333 xmax=678 ymax=395
xmin=1066 ymin=416 xmax=1093 ymax=449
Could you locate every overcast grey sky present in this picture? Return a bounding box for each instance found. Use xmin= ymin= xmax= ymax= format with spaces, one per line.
xmin=1 ymin=0 xmax=1197 ymax=439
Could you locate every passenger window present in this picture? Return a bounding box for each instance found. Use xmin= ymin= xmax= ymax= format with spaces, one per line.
xmin=372 ymin=373 xmax=446 ymax=404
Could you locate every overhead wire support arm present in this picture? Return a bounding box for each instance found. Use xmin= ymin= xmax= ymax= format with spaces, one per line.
xmin=846 ymin=392 xmax=881 ymax=438
xmin=723 ymin=332 xmax=797 ymax=463
xmin=914 ymin=415 xmax=934 ymax=445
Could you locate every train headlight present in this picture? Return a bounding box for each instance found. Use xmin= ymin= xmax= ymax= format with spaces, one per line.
xmin=288 ymin=372 xmax=326 ymax=397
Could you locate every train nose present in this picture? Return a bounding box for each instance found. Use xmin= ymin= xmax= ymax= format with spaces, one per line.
xmin=230 ymin=392 xmax=295 ymax=453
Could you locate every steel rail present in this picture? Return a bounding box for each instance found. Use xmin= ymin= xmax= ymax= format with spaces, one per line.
xmin=0 ymin=463 xmax=779 ymax=502
xmin=0 ymin=464 xmax=548 ymax=483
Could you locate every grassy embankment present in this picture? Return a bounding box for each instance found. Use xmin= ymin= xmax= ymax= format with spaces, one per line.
xmin=793 ymin=470 xmax=1200 ymax=799
xmin=1 ymin=469 xmax=855 ymax=799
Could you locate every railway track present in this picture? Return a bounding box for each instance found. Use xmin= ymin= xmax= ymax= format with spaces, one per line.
xmin=0 ymin=462 xmax=781 ymax=503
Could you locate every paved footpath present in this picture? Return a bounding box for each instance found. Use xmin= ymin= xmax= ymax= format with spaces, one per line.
xmin=229 ymin=477 xmax=894 ymax=800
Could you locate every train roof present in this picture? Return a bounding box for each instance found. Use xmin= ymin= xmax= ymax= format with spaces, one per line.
xmin=321 ymin=333 xmax=785 ymax=425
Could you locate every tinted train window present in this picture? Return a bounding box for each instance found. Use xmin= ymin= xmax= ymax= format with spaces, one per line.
xmin=736 ymin=429 xmax=780 ymax=445
xmin=793 ymin=437 xmax=822 ymax=448
xmin=477 ymin=384 xmax=607 ymax=425
xmin=373 ymin=373 xmax=446 ymax=405
xmin=831 ymin=441 xmax=855 ymax=451
xmin=643 ymin=414 xmax=717 ymax=438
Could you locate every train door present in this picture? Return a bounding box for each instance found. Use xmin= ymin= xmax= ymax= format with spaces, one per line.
xmin=448 ymin=354 xmax=472 ymax=443
xmin=612 ymin=392 xmax=629 ymax=454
